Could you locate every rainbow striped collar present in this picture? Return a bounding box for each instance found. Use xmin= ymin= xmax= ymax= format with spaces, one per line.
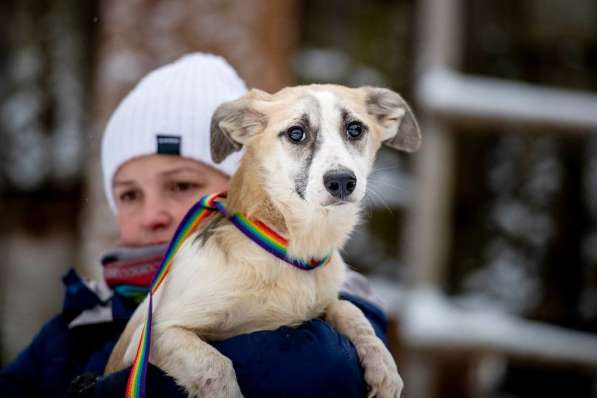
xmin=201 ymin=193 xmax=331 ymax=270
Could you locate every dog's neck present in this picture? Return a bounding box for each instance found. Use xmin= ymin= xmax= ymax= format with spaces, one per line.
xmin=226 ymin=155 xmax=360 ymax=261
xmin=226 ymin=159 xmax=288 ymax=233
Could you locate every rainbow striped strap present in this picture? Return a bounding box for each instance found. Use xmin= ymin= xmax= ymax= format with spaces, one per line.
xmin=209 ymin=199 xmax=330 ymax=270
xmin=227 ymin=212 xmax=331 ymax=270
xmin=125 ymin=192 xmax=331 ymax=398
xmin=125 ymin=193 xmax=222 ymax=398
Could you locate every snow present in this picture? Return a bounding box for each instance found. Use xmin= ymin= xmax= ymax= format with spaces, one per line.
xmin=464 ymin=241 xmax=541 ymax=314
xmin=346 ymin=65 xmax=387 ymax=87
xmin=490 ymin=200 xmax=554 ymax=246
xmin=49 ymin=3 xmax=85 ymax=181
xmin=0 ymin=2 xmax=87 ymax=190
xmin=417 ymin=68 xmax=597 ymax=130
xmin=294 ymin=47 xmax=388 ymax=87
xmin=100 ymin=51 xmax=149 ymax=85
xmin=294 ymin=48 xmax=351 ymax=83
xmin=2 ymin=49 xmax=48 ymax=190
xmin=370 ymin=281 xmax=597 ymax=369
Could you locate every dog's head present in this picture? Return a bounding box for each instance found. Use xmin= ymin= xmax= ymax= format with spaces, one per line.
xmin=211 ymin=84 xmax=421 ymax=215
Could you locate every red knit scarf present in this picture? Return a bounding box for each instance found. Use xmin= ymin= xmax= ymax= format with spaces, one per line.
xmin=103 ymin=251 xmax=164 ymax=289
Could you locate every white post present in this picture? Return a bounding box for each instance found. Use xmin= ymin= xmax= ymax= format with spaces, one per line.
xmin=406 ymin=0 xmax=463 ymax=288
xmin=402 ymin=1 xmax=463 ymax=396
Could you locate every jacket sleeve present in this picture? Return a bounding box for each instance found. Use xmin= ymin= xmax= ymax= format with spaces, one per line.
xmin=95 ymin=296 xmax=387 ymax=398
xmin=0 ymin=316 xmax=66 ymax=397
xmin=0 ymin=339 xmax=41 ymax=397
xmin=212 ymin=295 xmax=386 ymax=398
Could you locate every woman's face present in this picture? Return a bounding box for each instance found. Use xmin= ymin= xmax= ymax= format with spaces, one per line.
xmin=113 ymin=154 xmax=230 ymax=246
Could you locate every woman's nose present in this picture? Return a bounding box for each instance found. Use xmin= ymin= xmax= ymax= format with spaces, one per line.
xmin=141 ymin=199 xmax=173 ymax=231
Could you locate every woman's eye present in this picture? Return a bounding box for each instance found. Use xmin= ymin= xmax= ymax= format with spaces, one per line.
xmin=346 ymin=121 xmax=364 ymax=140
xmin=172 ymin=182 xmax=198 ymax=192
xmin=286 ymin=126 xmax=306 ymax=143
xmin=119 ymin=190 xmax=139 ymax=203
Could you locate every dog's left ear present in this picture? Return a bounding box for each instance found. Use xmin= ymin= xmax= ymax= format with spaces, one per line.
xmin=363 ymin=87 xmax=422 ymax=153
xmin=210 ymin=89 xmax=269 ymax=163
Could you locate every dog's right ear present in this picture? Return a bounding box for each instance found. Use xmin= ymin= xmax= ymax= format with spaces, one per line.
xmin=210 ymin=89 xmax=269 ymax=163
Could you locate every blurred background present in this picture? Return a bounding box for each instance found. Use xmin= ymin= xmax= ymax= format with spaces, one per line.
xmin=1 ymin=0 xmax=597 ymax=396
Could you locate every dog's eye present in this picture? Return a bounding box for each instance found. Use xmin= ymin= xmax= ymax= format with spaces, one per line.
xmin=346 ymin=121 xmax=363 ymax=140
xmin=286 ymin=126 xmax=306 ymax=143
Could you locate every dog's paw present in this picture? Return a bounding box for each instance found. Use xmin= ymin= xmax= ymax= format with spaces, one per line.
xmin=356 ymin=336 xmax=403 ymax=398
xmin=164 ymin=353 xmax=243 ymax=398
xmin=189 ymin=357 xmax=242 ymax=398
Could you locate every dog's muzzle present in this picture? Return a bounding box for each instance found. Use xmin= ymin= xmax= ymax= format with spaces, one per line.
xmin=323 ymin=169 xmax=357 ymax=200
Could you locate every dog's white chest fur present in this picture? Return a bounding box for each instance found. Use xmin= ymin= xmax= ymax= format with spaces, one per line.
xmin=151 ymin=224 xmax=346 ymax=340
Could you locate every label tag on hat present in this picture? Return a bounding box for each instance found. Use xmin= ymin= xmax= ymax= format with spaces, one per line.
xmin=156 ymin=135 xmax=181 ymax=155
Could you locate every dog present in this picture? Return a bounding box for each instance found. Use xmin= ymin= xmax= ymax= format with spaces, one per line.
xmin=105 ymin=84 xmax=421 ymax=398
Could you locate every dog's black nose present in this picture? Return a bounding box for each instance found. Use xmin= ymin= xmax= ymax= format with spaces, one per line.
xmin=323 ymin=170 xmax=357 ymax=199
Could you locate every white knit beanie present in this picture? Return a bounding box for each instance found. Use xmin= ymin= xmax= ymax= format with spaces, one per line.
xmin=101 ymin=53 xmax=247 ymax=212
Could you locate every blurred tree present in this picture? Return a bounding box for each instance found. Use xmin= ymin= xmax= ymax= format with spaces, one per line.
xmin=0 ymin=0 xmax=97 ymax=365
xmin=80 ymin=0 xmax=299 ymax=278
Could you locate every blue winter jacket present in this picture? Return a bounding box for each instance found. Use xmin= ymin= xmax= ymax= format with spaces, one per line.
xmin=0 ymin=270 xmax=387 ymax=397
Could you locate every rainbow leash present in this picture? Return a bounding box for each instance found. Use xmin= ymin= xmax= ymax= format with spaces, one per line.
xmin=125 ymin=193 xmax=221 ymax=398
xmin=125 ymin=192 xmax=330 ymax=398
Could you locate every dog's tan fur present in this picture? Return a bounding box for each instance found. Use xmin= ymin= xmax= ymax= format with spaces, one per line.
xmin=106 ymin=84 xmax=421 ymax=398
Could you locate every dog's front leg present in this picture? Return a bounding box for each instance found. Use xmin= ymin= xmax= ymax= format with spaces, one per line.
xmin=325 ymin=299 xmax=403 ymax=398
xmin=151 ymin=325 xmax=243 ymax=398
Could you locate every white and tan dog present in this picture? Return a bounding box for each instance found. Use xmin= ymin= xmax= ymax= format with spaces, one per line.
xmin=106 ymin=84 xmax=421 ymax=398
